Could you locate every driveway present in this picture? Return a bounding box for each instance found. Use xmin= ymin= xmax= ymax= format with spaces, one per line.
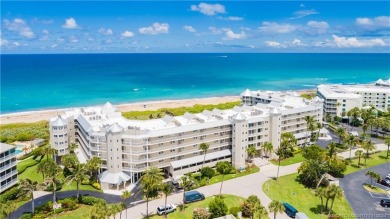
xmin=339 ymin=163 xmax=390 ymax=218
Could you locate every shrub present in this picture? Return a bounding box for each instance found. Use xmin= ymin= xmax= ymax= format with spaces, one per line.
xmin=53 ymin=208 xmax=64 ymax=214
xmin=20 ymin=213 xmax=32 ymax=219
xmin=92 ymin=182 xmax=101 ymax=190
xmin=58 ymin=198 xmax=79 ymax=210
xmin=229 ymin=206 xmax=241 ymax=217
xmin=80 ymin=196 xmax=105 ymax=205
xmin=0 ymin=186 xmax=20 ymax=202
xmin=193 ymin=172 xmax=202 ymax=181
xmin=200 ymin=167 xmax=215 ymax=179
xmin=44 ymin=181 xmax=63 ymax=192
xmin=0 ymin=121 xmax=49 ymax=143
xmin=193 ymin=208 xmax=211 ymax=219
xmin=18 ymin=152 xmax=33 ymax=160
xmin=199 ymin=178 xmax=207 ymax=187
xmin=209 ymin=196 xmax=228 ymax=218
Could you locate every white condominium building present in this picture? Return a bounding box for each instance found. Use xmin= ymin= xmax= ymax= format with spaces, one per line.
xmin=50 ymin=91 xmax=323 ymax=190
xmin=0 ymin=143 xmax=18 ymax=193
xmin=317 ymin=78 xmax=390 ymax=118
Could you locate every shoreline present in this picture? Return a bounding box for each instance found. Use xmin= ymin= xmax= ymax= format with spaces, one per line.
xmin=0 ymin=89 xmax=316 ymax=125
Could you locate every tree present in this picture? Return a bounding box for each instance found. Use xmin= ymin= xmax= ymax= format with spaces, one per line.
xmin=255 ymin=204 xmax=268 ymax=219
xmin=36 ymin=160 xmax=49 ymax=180
xmin=68 ymin=142 xmax=78 ymax=153
xmin=385 ymin=137 xmax=390 ymax=159
xmin=327 ymin=185 xmax=343 ymax=216
xmin=346 ymin=134 xmax=359 ymax=160
xmin=335 ymin=127 xmax=346 ymax=144
xmin=18 ymin=179 xmax=39 ymax=214
xmin=216 ymin=161 xmax=232 ymax=195
xmin=61 ymin=153 xmax=79 ymax=169
xmin=315 ymin=187 xmax=326 ymax=213
xmin=241 ymin=195 xmax=261 ymax=219
xmin=66 ymin=163 xmax=90 ymax=199
xmin=304 ymin=116 xmax=315 ymax=146
xmin=161 ymin=183 xmax=173 ymax=218
xmin=246 ymin=145 xmax=258 ymax=161
xmin=302 ymin=145 xmax=325 ymax=160
xmin=43 ymin=161 xmax=62 ymax=206
xmin=200 ymin=167 xmax=215 ymax=183
xmin=326 ymin=113 xmax=331 ymax=122
xmin=0 ymin=201 xmax=16 ymax=219
xmin=209 ymin=196 xmax=228 ymax=218
xmin=141 ymin=166 xmax=163 ymax=218
xmin=365 ymin=170 xmax=381 ymax=185
xmin=298 ymin=158 xmax=328 ymax=188
xmin=361 ymin=140 xmax=376 ymax=165
xmin=86 ymin=157 xmax=102 ymax=180
xmin=326 ymin=142 xmax=338 ymax=166
xmin=276 ymin=133 xmax=296 ymax=180
xmin=121 ymin=190 xmax=131 ymax=219
xmin=268 ymin=200 xmax=285 ymax=219
xmin=193 ymin=208 xmax=211 ymax=219
xmin=261 ymin=142 xmax=273 ymax=159
xmin=181 ymin=175 xmax=193 ymax=210
xmin=355 ymin=150 xmax=363 ymax=168
xmin=42 ymin=145 xmax=57 ymax=161
xmin=199 ymin=143 xmax=210 ymax=169
xmin=89 ymin=200 xmax=109 ymax=219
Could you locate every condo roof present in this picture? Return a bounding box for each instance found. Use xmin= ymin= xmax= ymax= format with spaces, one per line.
xmin=317 ymin=84 xmax=361 ymax=99
xmin=99 ymin=171 xmax=131 ymax=184
xmin=0 ymin=143 xmax=16 ymax=153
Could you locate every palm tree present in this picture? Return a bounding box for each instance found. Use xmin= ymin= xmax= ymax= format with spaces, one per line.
xmin=355 ymin=150 xmax=363 ymax=167
xmin=66 ymin=163 xmax=90 ymax=199
xmin=18 ymin=179 xmax=39 ymax=214
xmin=43 ymin=161 xmax=62 ymax=205
xmin=36 ymin=160 xmax=48 ymax=180
xmin=181 ymin=175 xmax=193 ymax=211
xmin=327 ymin=185 xmax=343 ymax=216
xmin=199 ymin=143 xmax=210 ymax=169
xmin=365 ymin=170 xmax=381 ymax=185
xmin=335 ymin=127 xmax=346 ymax=144
xmin=261 ymin=142 xmax=273 ymax=159
xmin=216 ymin=161 xmax=231 ymax=195
xmin=276 ymin=133 xmax=297 ymax=180
xmin=61 ymin=154 xmax=79 ymax=169
xmin=385 ymin=137 xmax=390 ymax=159
xmin=268 ymin=200 xmax=285 ymax=219
xmin=362 ymin=123 xmax=368 ymax=139
xmin=361 ymin=140 xmax=376 ymax=165
xmin=246 ymin=145 xmax=258 ymax=161
xmin=315 ymin=187 xmax=326 ymax=213
xmin=42 ymin=145 xmax=57 ymax=161
xmin=89 ymin=200 xmax=109 ymax=219
xmin=326 ymin=142 xmax=338 ymax=163
xmin=22 ymin=146 xmax=29 ymax=155
xmin=68 ymin=142 xmax=78 ymax=154
xmin=141 ymin=166 xmax=163 ymax=218
xmin=336 ymin=102 xmax=341 ymax=117
xmin=304 ymin=116 xmax=315 ymax=146
xmin=86 ymin=157 xmax=102 ymax=180
xmin=121 ymin=190 xmax=131 ymax=219
xmin=161 ymin=183 xmax=173 ymax=218
xmin=255 ymin=204 xmax=268 ymax=219
xmin=346 ymin=134 xmax=359 ymax=160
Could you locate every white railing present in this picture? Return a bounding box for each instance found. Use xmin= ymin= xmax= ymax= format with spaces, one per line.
xmin=0 ymin=153 xmax=16 ymax=162
xmin=0 ymin=161 xmax=17 ymax=172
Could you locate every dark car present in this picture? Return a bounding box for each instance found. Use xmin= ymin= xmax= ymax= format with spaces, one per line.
xmin=380 ymin=179 xmax=390 ymax=187
xmin=380 ymin=199 xmax=390 ymax=207
xmin=183 ymin=190 xmax=205 ymax=204
xmin=283 ymin=202 xmax=298 ymax=218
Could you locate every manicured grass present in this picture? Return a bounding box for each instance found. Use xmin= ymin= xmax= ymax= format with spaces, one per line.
xmin=149 ymin=194 xmax=245 ymax=219
xmin=122 ymin=101 xmax=241 ymax=120
xmin=209 ymin=166 xmax=260 ymax=185
xmin=270 ymin=153 xmax=304 ymax=166
xmin=263 ymin=173 xmax=354 ymax=219
xmin=48 ymin=205 xmax=92 ymax=219
xmin=363 ymin=184 xmax=388 ymax=195
xmin=17 ymin=157 xmax=39 ymax=173
xmin=345 ymin=151 xmax=390 ymax=175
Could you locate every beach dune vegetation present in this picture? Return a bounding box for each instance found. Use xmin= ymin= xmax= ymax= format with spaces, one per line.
xmin=0 ymin=121 xmax=49 ymax=143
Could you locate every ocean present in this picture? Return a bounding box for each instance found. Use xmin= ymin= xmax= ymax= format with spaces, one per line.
xmin=1 ymin=53 xmax=389 ymax=114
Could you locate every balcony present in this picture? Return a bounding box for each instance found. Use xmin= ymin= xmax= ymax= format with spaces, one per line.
xmin=0 ymin=152 xmax=16 ymax=163
xmin=0 ymin=178 xmax=18 ymax=192
xmin=0 ymin=161 xmax=17 ymax=172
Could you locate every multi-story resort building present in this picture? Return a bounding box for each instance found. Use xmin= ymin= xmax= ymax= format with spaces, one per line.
xmin=0 ymin=143 xmax=18 ymax=193
xmin=49 ymin=90 xmax=323 ymax=190
xmin=317 ymin=78 xmax=390 ymax=118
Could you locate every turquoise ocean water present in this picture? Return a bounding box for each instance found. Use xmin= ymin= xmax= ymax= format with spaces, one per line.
xmin=1 ymin=53 xmax=389 ymax=114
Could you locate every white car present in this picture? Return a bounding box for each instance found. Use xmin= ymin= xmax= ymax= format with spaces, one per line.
xmin=157 ymin=204 xmax=177 ymax=215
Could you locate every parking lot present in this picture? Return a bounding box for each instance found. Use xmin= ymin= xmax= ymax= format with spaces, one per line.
xmin=339 ymin=163 xmax=390 ymax=218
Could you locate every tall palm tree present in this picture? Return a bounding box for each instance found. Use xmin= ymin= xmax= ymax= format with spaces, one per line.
xmin=36 ymin=160 xmax=48 ymax=180
xmin=304 ymin=116 xmax=315 ymax=146
xmin=181 ymin=175 xmax=193 ymax=211
xmin=141 ymin=166 xmax=163 ymax=218
xmin=268 ymin=200 xmax=285 ymax=219
xmin=385 ymin=137 xmax=390 ymax=159
xmin=276 ymin=133 xmax=297 ymax=180
xmin=68 ymin=142 xmax=78 ymax=154
xmin=261 ymin=142 xmax=273 ymax=159
xmin=365 ymin=170 xmax=381 ymax=185
xmin=61 ymin=154 xmax=79 ymax=169
xmin=89 ymin=200 xmax=109 ymax=219
xmin=121 ymin=190 xmax=131 ymax=219
xmin=43 ymin=161 xmax=62 ymax=205
xmin=346 ymin=134 xmax=359 ymax=160
xmin=86 ymin=157 xmax=102 ymax=179
xmin=326 ymin=142 xmax=338 ymax=161
xmin=327 ymin=185 xmax=343 ymax=216
xmin=22 ymin=146 xmax=29 ymax=155
xmin=315 ymin=187 xmax=327 ymax=213
xmin=42 ymin=145 xmax=57 ymax=161
xmin=246 ymin=145 xmax=258 ymax=161
xmin=66 ymin=163 xmax=90 ymax=199
xmin=161 ymin=183 xmax=174 ymax=218
xmin=362 ymin=123 xmax=368 ymax=139
xmin=18 ymin=179 xmax=39 ymax=214
xmin=255 ymin=204 xmax=268 ymax=219
xmin=216 ymin=161 xmax=231 ymax=195
xmin=355 ymin=150 xmax=363 ymax=167
xmin=361 ymin=140 xmax=376 ymax=165
xmin=335 ymin=127 xmax=346 ymax=144
xmin=199 ymin=143 xmax=209 ymax=169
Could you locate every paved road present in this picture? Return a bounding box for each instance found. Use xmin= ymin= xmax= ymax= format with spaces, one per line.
xmin=339 ymin=163 xmax=390 ymax=218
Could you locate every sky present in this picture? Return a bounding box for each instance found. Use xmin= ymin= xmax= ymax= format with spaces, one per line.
xmin=1 ymin=1 xmax=390 ymax=53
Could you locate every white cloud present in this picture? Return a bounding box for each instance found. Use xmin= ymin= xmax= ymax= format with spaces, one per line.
xmin=291 ymin=9 xmax=319 ymax=19
xmin=190 ymin=2 xmax=225 ymax=16
xmin=223 ymin=30 xmax=247 ymax=40
xmin=1 ymin=39 xmax=9 ymax=46
xmin=292 ymin=39 xmax=302 ymax=46
xmin=42 ymin=29 xmax=49 ymax=35
xmin=3 ymin=18 xmax=35 ymax=38
xmin=307 ymin=21 xmax=329 ymax=29
xmin=303 ymin=21 xmax=329 ymax=35
xmin=259 ymin=22 xmax=297 ymax=34
xmin=332 ymin=35 xmax=386 ymax=48
xmin=264 ymin=41 xmax=285 ymax=48
xmin=51 ymin=44 xmax=58 ymax=48
xmin=217 ymin=16 xmax=244 ymax=21
xmin=300 ymin=4 xmax=305 ymax=8
xmin=121 ymin=31 xmax=134 ymax=38
xmin=13 ymin=42 xmax=20 ymax=47
xmin=69 ymin=36 xmax=79 ymax=43
xmin=138 ymin=23 xmax=169 ymax=35
xmin=62 ymin=18 xmax=80 ymax=29
xmin=99 ymin=28 xmax=113 ymax=35
xmin=183 ymin=25 xmax=196 ymax=33
xmin=356 ymin=16 xmax=390 ymax=28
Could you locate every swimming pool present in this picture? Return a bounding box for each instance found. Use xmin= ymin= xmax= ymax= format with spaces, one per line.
xmin=15 ymin=150 xmax=22 ymax=155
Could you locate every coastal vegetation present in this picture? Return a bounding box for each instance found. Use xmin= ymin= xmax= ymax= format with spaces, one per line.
xmin=0 ymin=121 xmax=49 ymax=143
xmin=300 ymin=91 xmax=317 ymax=100
xmin=122 ymin=101 xmax=241 ymax=120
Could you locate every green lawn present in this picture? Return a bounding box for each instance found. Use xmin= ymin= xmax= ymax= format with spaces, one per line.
xmin=345 ymin=150 xmax=390 ymax=175
xmin=363 ymin=184 xmax=388 ymax=195
xmin=149 ymin=194 xmax=245 ymax=219
xmin=270 ymin=153 xmax=304 ymax=166
xmin=17 ymin=157 xmax=39 ymax=173
xmin=263 ymin=173 xmax=355 ymax=219
xmin=47 ymin=205 xmax=92 ymax=219
xmin=208 ymin=166 xmax=260 ymax=185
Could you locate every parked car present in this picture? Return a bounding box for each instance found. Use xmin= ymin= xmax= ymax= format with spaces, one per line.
xmin=380 ymin=199 xmax=390 ymax=207
xmin=380 ymin=179 xmax=390 ymax=187
xmin=157 ymin=204 xmax=177 ymax=215
xmin=283 ymin=202 xmax=298 ymax=218
xmin=183 ymin=190 xmax=205 ymax=204
xmin=172 ymin=176 xmax=194 ymax=189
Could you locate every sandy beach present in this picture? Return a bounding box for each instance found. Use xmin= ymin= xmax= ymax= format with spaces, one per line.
xmin=0 ymin=89 xmax=316 ymax=125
